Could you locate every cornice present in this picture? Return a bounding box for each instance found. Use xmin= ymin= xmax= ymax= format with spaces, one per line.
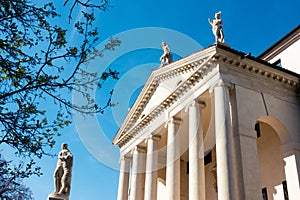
xmin=214 ymin=48 xmax=299 ymax=89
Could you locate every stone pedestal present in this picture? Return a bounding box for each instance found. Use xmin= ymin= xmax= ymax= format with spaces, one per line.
xmin=47 ymin=193 xmax=69 ymax=200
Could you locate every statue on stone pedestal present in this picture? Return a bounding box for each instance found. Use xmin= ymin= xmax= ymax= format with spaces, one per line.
xmin=208 ymin=11 xmax=225 ymax=43
xmin=53 ymin=143 xmax=73 ymax=197
xmin=160 ymin=41 xmax=172 ymax=66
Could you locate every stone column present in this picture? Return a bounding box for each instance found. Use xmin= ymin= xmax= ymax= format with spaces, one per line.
xmin=144 ymin=135 xmax=161 ymax=200
xmin=130 ymin=146 xmax=146 ymax=200
xmin=187 ymin=100 xmax=206 ymax=200
xmin=166 ymin=117 xmax=181 ymax=200
xmin=117 ymin=155 xmax=131 ymax=200
xmin=212 ymin=81 xmax=237 ymax=200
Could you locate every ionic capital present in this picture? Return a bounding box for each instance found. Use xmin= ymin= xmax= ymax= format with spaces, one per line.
xmin=164 ymin=117 xmax=182 ymax=128
xmin=184 ymin=99 xmax=206 ymax=112
xmin=149 ymin=134 xmax=161 ymax=141
xmin=119 ymin=155 xmax=132 ymax=163
xmin=144 ymin=134 xmax=161 ymax=145
xmin=131 ymin=145 xmax=147 ymax=154
xmin=209 ymin=79 xmax=234 ymax=94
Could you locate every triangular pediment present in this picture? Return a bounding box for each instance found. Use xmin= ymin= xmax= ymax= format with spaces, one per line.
xmin=113 ymin=46 xmax=217 ymax=145
xmin=140 ymin=67 xmax=194 ymax=119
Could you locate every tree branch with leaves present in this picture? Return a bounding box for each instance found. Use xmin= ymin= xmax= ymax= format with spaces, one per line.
xmin=0 ymin=0 xmax=121 ymax=196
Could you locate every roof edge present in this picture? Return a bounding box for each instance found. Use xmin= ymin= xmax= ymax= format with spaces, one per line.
xmin=258 ymin=24 xmax=300 ymax=60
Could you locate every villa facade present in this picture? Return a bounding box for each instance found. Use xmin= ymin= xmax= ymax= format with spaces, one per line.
xmin=113 ymin=25 xmax=300 ymax=200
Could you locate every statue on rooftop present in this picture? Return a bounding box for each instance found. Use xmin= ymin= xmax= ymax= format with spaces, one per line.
xmin=53 ymin=143 xmax=73 ymax=197
xmin=208 ymin=11 xmax=225 ymax=43
xmin=160 ymin=41 xmax=173 ymax=66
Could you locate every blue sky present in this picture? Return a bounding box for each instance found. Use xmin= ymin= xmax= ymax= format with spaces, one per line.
xmin=8 ymin=0 xmax=300 ymax=199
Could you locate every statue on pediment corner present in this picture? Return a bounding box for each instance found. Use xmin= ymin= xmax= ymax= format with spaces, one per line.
xmin=208 ymin=11 xmax=225 ymax=43
xmin=160 ymin=41 xmax=173 ymax=66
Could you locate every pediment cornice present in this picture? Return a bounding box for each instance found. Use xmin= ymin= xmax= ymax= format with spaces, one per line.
xmin=112 ymin=46 xmax=216 ymax=146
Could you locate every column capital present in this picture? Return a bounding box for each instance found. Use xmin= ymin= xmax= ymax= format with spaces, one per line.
xmin=209 ymin=79 xmax=234 ymax=94
xmin=164 ymin=117 xmax=182 ymax=128
xmin=131 ymin=145 xmax=147 ymax=154
xmin=149 ymin=134 xmax=161 ymax=141
xmin=184 ymin=99 xmax=206 ymax=112
xmin=145 ymin=135 xmax=161 ymax=145
xmin=119 ymin=155 xmax=132 ymax=163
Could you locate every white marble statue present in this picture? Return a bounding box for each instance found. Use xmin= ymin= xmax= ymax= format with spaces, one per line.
xmin=53 ymin=143 xmax=73 ymax=196
xmin=160 ymin=41 xmax=172 ymax=66
xmin=208 ymin=11 xmax=225 ymax=43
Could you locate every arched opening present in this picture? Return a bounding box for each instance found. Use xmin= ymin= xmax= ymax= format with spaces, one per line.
xmin=256 ymin=116 xmax=290 ymax=200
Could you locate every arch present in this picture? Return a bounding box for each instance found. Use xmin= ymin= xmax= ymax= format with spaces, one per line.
xmin=257 ymin=116 xmax=290 ymax=145
xmin=256 ymin=120 xmax=287 ymax=200
xmin=256 ymin=116 xmax=294 ymax=200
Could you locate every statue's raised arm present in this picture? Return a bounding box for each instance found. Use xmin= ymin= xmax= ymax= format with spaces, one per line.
xmin=208 ymin=11 xmax=225 ymax=43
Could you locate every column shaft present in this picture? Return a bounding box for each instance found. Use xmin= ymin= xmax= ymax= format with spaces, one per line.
xmin=166 ymin=119 xmax=180 ymax=200
xmin=213 ymin=84 xmax=236 ymax=200
xmin=130 ymin=147 xmax=146 ymax=200
xmin=144 ymin=136 xmax=159 ymax=200
xmin=188 ymin=102 xmax=205 ymax=200
xmin=117 ymin=156 xmax=130 ymax=200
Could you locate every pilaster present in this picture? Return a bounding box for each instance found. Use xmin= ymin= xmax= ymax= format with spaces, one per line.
xmin=238 ymin=130 xmax=263 ymax=199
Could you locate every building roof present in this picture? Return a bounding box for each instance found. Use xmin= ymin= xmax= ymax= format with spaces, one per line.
xmin=258 ymin=24 xmax=300 ymax=61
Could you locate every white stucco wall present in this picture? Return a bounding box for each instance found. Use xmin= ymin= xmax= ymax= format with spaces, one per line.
xmin=269 ymin=39 xmax=300 ymax=75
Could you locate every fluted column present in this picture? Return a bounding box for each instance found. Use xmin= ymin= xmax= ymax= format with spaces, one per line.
xmin=130 ymin=146 xmax=146 ymax=200
xmin=212 ymin=81 xmax=237 ymax=200
xmin=187 ymin=100 xmax=206 ymax=200
xmin=166 ymin=117 xmax=181 ymax=200
xmin=118 ymin=155 xmax=131 ymax=200
xmin=144 ymin=135 xmax=161 ymax=200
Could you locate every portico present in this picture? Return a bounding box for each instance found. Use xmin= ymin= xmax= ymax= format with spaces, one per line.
xmin=113 ymin=44 xmax=300 ymax=200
